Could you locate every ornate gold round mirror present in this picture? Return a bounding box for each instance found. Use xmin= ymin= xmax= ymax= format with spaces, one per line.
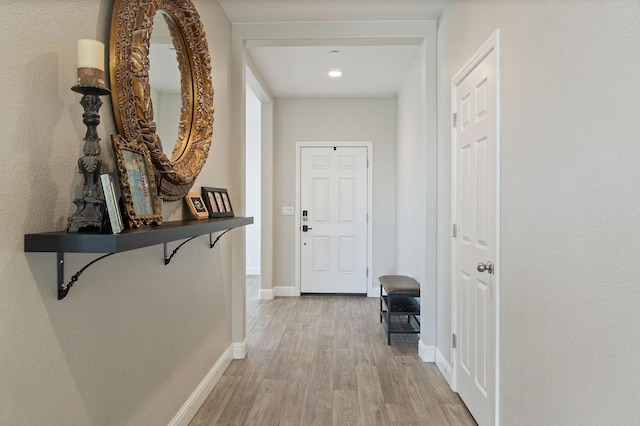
xmin=110 ymin=0 xmax=213 ymax=201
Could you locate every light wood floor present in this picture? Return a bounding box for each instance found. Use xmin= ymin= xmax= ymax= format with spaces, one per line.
xmin=190 ymin=277 xmax=476 ymax=425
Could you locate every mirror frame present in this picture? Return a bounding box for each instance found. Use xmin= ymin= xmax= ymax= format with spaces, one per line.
xmin=109 ymin=0 xmax=214 ymax=201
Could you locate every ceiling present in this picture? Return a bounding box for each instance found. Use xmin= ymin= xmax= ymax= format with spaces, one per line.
xmin=217 ymin=0 xmax=447 ymax=98
xmin=217 ymin=0 xmax=447 ymax=23
xmin=246 ymin=43 xmax=422 ymax=98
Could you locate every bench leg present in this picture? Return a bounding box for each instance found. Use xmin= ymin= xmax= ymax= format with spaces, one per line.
xmin=387 ymin=295 xmax=392 ymax=345
xmin=379 ymin=283 xmax=383 ymax=323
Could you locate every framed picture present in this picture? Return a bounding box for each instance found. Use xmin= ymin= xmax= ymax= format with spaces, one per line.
xmin=111 ymin=135 xmax=162 ymax=228
xmin=184 ymin=193 xmax=209 ymax=219
xmin=201 ymin=187 xmax=234 ymax=218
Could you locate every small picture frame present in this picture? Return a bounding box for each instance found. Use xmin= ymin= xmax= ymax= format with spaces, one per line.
xmin=201 ymin=187 xmax=234 ymax=218
xmin=184 ymin=193 xmax=209 ymax=219
xmin=111 ymin=135 xmax=162 ymax=228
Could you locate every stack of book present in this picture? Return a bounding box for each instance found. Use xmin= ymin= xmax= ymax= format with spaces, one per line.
xmin=101 ymin=174 xmax=124 ymax=234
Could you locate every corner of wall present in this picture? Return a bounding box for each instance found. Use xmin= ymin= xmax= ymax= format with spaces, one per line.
xmin=418 ymin=340 xmax=435 ymax=362
xmin=168 ymin=345 xmax=233 ymax=426
xmin=435 ymin=347 xmax=453 ymax=388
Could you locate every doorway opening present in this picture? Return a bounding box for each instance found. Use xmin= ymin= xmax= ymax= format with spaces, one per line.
xmin=244 ymin=65 xmax=274 ymax=304
xmin=245 ymin=83 xmax=261 ymax=302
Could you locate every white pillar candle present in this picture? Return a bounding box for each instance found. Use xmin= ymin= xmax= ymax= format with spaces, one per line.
xmin=77 ymin=39 xmax=106 ymax=87
xmin=77 ymin=39 xmax=104 ymax=71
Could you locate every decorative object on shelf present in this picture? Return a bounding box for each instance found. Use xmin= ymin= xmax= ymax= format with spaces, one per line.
xmin=100 ymin=174 xmax=124 ymax=233
xmin=201 ymin=187 xmax=234 ymax=218
xmin=67 ymin=39 xmax=111 ymax=233
xmin=111 ymin=135 xmax=162 ymax=228
xmin=110 ymin=0 xmax=214 ymax=201
xmin=184 ymin=192 xmax=209 ymax=219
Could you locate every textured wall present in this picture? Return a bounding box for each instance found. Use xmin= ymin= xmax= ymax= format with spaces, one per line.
xmin=437 ymin=0 xmax=640 ymax=423
xmin=396 ymin=42 xmax=439 ymax=350
xmin=273 ymin=98 xmax=398 ymax=293
xmin=0 ymin=0 xmax=237 ymax=424
xmin=396 ymin=50 xmax=426 ymax=286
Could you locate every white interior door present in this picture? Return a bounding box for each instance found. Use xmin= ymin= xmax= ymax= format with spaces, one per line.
xmin=300 ymin=146 xmax=368 ymax=294
xmin=452 ymin=31 xmax=500 ymax=426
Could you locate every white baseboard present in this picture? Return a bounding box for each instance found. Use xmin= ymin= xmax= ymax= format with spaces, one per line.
xmin=259 ymin=288 xmax=274 ymax=300
xmin=232 ymin=339 xmax=247 ymax=359
xmin=418 ymin=340 xmax=435 ymax=362
xmin=435 ymin=347 xmax=453 ymax=388
xmin=274 ymin=286 xmax=297 ymax=297
xmin=169 ymin=345 xmax=233 ymax=426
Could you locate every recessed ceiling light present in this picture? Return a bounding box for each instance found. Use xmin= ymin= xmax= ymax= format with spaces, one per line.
xmin=328 ymin=69 xmax=343 ymax=78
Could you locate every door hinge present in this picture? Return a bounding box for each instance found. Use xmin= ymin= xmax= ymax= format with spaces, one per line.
xmin=452 ymin=333 xmax=457 ymax=349
xmin=452 ymin=112 xmax=457 ymax=128
xmin=366 ymin=267 xmax=369 ymax=277
xmin=367 ymin=158 xmax=369 ymax=168
xmin=452 ymin=223 xmax=457 ymax=238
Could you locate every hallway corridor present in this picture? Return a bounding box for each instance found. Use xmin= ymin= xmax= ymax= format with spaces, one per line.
xmin=190 ymin=278 xmax=475 ymax=425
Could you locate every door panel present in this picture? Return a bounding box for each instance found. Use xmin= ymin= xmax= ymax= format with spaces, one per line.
xmin=460 ymin=271 xmax=472 ymax=376
xmin=312 ymin=236 xmax=329 ymax=273
xmin=301 ymin=146 xmax=367 ymax=294
xmin=313 ymin=178 xmax=330 ymax=223
xmin=338 ymin=178 xmax=355 ymax=223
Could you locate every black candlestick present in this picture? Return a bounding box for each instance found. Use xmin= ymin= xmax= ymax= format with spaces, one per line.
xmin=67 ymin=84 xmax=111 ymax=233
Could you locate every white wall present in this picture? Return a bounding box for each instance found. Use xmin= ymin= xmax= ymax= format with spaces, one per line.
xmin=0 ymin=1 xmax=240 ymax=424
xmin=437 ymin=0 xmax=640 ymax=423
xmin=396 ymin=47 xmax=426 ymax=298
xmin=246 ymin=60 xmax=275 ymax=299
xmin=273 ymin=98 xmax=398 ymax=293
xmin=396 ymin=38 xmax=437 ymax=356
xmin=245 ymin=85 xmax=261 ymax=275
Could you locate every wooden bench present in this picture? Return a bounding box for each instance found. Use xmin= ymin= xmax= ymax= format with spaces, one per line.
xmin=379 ymin=275 xmax=421 ymax=345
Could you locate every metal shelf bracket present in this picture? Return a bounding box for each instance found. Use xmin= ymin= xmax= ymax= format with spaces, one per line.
xmin=57 ymin=252 xmax=114 ymax=300
xmin=210 ymin=228 xmax=233 ymax=249
xmin=163 ymin=236 xmax=198 ymax=265
xmin=163 ymin=228 xmax=235 ymax=265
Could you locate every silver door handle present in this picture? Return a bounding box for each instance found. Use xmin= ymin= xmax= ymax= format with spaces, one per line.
xmin=477 ymin=261 xmax=494 ymax=274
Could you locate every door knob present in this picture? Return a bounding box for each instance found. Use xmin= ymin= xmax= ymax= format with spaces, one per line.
xmin=302 ymin=225 xmax=312 ymax=232
xmin=477 ymin=261 xmax=494 ymax=274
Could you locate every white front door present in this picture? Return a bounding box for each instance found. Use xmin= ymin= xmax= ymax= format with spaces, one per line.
xmin=452 ymin=31 xmax=500 ymax=426
xmin=300 ymin=146 xmax=368 ymax=294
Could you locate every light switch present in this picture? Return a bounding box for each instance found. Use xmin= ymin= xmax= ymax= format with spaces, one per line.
xmin=281 ymin=206 xmax=294 ymax=216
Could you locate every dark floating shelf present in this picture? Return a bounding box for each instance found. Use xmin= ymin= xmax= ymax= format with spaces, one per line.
xmin=24 ymin=216 xmax=253 ymax=300
xmin=25 ymin=217 xmax=253 ymax=254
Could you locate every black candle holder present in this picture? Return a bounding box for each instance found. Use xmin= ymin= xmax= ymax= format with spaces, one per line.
xmin=67 ymin=84 xmax=111 ymax=233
